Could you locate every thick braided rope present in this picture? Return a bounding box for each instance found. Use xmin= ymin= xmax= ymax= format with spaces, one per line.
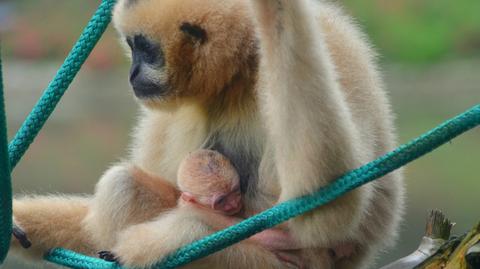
xmin=0 ymin=45 xmax=13 ymax=264
xmin=7 ymin=0 xmax=116 ymax=169
xmin=45 ymin=104 xmax=480 ymax=269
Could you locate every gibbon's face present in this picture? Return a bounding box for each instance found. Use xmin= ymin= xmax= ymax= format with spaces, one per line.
xmin=113 ymin=0 xmax=257 ymax=109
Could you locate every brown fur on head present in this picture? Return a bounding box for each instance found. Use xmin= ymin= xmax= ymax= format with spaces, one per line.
xmin=177 ymin=149 xmax=240 ymax=199
xmin=113 ymin=0 xmax=258 ymax=110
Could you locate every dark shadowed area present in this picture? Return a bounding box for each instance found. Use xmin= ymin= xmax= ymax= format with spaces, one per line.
xmin=0 ymin=0 xmax=479 ymax=268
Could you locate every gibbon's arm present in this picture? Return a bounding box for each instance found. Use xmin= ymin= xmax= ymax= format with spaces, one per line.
xmin=11 ymin=165 xmax=179 ymax=260
xmin=11 ymin=196 xmax=95 ymax=260
xmin=112 ymin=206 xmax=289 ymax=269
xmin=251 ymin=0 xmax=373 ymax=247
xmin=84 ymin=165 xmax=180 ymax=249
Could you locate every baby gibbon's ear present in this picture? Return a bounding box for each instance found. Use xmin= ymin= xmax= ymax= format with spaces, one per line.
xmin=180 ymin=192 xmax=197 ymax=204
xmin=180 ymin=22 xmax=207 ymax=44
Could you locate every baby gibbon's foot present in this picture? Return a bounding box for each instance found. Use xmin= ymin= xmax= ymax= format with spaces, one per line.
xmin=12 ymin=223 xmax=31 ymax=249
xmin=98 ymin=250 xmax=119 ymax=262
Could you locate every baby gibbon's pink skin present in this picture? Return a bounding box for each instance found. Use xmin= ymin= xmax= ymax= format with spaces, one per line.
xmin=177 ymin=149 xmax=243 ymax=215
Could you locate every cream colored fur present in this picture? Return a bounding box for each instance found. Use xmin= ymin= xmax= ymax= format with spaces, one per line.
xmin=10 ymin=0 xmax=404 ymax=268
xmin=251 ymin=2 xmax=404 ymax=268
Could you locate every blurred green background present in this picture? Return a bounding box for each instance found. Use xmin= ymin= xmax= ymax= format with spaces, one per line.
xmin=1 ymin=0 xmax=479 ymax=268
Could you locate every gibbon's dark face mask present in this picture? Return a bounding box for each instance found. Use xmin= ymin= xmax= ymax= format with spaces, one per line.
xmin=127 ymin=34 xmax=169 ymax=99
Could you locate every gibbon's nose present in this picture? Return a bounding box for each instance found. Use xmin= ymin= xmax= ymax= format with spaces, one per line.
xmin=129 ymin=64 xmax=141 ymax=83
xmin=223 ymin=193 xmax=242 ymax=215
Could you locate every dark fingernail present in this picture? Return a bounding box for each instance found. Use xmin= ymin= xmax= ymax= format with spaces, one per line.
xmin=12 ymin=227 xmax=32 ymax=249
xmin=98 ymin=251 xmax=117 ymax=262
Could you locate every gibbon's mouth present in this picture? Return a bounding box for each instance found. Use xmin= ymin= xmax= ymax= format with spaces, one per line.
xmin=131 ymin=81 xmax=171 ymax=99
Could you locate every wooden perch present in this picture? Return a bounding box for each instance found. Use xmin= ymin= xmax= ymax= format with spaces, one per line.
xmin=380 ymin=210 xmax=480 ymax=269
xmin=417 ymin=221 xmax=480 ymax=269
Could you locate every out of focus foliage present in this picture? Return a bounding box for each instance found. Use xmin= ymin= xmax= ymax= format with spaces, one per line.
xmin=0 ymin=1 xmax=124 ymax=69
xmin=343 ymin=0 xmax=480 ymax=63
xmin=1 ymin=0 xmax=480 ymax=64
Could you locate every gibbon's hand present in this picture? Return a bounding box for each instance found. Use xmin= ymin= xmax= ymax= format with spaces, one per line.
xmin=12 ymin=222 xmax=31 ymax=249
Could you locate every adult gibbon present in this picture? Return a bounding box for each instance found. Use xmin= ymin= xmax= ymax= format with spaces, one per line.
xmin=11 ymin=0 xmax=404 ymax=268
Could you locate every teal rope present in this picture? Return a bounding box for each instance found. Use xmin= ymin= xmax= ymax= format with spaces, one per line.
xmin=45 ymin=104 xmax=480 ymax=269
xmin=7 ymin=0 xmax=116 ymax=169
xmin=0 ymin=45 xmax=13 ymax=264
xmin=45 ymin=249 xmax=120 ymax=269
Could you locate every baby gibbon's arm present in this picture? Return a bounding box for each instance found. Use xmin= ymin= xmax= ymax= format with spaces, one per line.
xmin=251 ymin=0 xmax=373 ymax=247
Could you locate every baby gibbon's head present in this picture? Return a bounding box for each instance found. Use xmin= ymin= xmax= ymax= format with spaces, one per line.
xmin=113 ymin=0 xmax=258 ymax=110
xmin=177 ymin=149 xmax=242 ymax=215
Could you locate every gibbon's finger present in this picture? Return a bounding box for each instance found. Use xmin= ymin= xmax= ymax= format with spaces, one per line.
xmin=12 ymin=223 xmax=32 ymax=249
xmin=98 ymin=250 xmax=119 ymax=262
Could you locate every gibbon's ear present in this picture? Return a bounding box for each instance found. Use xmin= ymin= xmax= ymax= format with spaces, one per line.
xmin=180 ymin=192 xmax=197 ymax=204
xmin=180 ymin=22 xmax=207 ymax=44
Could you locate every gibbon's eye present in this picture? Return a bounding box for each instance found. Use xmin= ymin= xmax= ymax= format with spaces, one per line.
xmin=133 ymin=35 xmax=157 ymax=55
xmin=180 ymin=22 xmax=207 ymax=44
xmin=213 ymin=195 xmax=226 ymax=210
xmin=216 ymin=196 xmax=226 ymax=205
xmin=127 ymin=34 xmax=164 ymax=66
